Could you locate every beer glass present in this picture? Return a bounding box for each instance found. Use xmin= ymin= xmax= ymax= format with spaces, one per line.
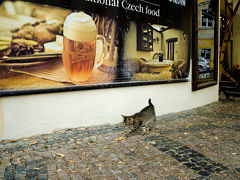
xmin=62 ymin=12 xmax=106 ymax=82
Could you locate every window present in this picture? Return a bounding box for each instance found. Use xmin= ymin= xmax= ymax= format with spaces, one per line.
xmin=199 ymin=48 xmax=212 ymax=61
xmin=201 ymin=9 xmax=214 ymax=28
xmin=137 ymin=24 xmax=153 ymax=51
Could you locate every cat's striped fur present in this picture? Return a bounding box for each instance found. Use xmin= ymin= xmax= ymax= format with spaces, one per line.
xmin=122 ymin=99 xmax=156 ymax=137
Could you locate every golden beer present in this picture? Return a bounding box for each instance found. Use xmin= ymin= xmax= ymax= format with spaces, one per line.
xmin=63 ymin=12 xmax=97 ymax=82
xmin=63 ymin=37 xmax=96 ymax=82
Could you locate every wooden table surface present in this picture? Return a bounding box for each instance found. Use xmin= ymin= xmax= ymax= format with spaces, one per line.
xmin=0 ymin=58 xmax=116 ymax=92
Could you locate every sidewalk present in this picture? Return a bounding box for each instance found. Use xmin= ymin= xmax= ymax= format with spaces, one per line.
xmin=0 ymin=96 xmax=240 ymax=180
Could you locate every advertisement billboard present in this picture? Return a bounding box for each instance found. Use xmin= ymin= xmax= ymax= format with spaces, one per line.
xmin=0 ymin=0 xmax=192 ymax=96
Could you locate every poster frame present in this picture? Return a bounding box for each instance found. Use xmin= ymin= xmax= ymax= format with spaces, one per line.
xmin=0 ymin=0 xmax=191 ymax=97
xmin=192 ymin=0 xmax=219 ymax=91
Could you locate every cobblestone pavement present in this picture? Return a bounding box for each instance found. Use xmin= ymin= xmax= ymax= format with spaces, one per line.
xmin=0 ymin=96 xmax=240 ymax=180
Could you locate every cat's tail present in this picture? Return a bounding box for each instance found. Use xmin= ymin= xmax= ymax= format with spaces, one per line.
xmin=148 ymin=98 xmax=153 ymax=106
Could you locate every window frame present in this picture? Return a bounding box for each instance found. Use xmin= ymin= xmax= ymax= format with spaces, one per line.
xmin=201 ymin=9 xmax=214 ymax=28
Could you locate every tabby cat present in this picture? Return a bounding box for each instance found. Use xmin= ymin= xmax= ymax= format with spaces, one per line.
xmin=122 ymin=98 xmax=157 ymax=137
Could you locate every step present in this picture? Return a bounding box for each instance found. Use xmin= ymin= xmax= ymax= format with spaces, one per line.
xmin=222 ymin=86 xmax=239 ymax=92
xmin=225 ymin=91 xmax=240 ymax=97
xmin=220 ymin=81 xmax=234 ymax=84
xmin=220 ymin=81 xmax=236 ymax=86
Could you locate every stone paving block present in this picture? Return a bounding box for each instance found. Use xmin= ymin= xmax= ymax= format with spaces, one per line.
xmin=48 ymin=172 xmax=58 ymax=178
xmin=114 ymin=173 xmax=131 ymax=180
xmin=166 ymin=175 xmax=180 ymax=180
xmin=58 ymin=175 xmax=71 ymax=180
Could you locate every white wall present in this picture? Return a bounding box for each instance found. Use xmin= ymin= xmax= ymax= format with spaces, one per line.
xmin=0 ymin=81 xmax=218 ymax=140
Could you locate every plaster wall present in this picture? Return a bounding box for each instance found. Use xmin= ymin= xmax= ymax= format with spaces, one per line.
xmin=0 ymin=81 xmax=218 ymax=140
xmin=162 ymin=28 xmax=188 ymax=62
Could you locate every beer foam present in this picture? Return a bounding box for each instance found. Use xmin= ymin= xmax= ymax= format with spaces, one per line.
xmin=64 ymin=12 xmax=97 ymax=42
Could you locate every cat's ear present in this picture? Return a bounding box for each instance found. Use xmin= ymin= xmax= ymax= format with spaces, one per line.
xmin=121 ymin=115 xmax=126 ymax=119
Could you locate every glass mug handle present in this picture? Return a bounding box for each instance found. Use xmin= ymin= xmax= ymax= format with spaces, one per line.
xmin=95 ymin=34 xmax=107 ymax=68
